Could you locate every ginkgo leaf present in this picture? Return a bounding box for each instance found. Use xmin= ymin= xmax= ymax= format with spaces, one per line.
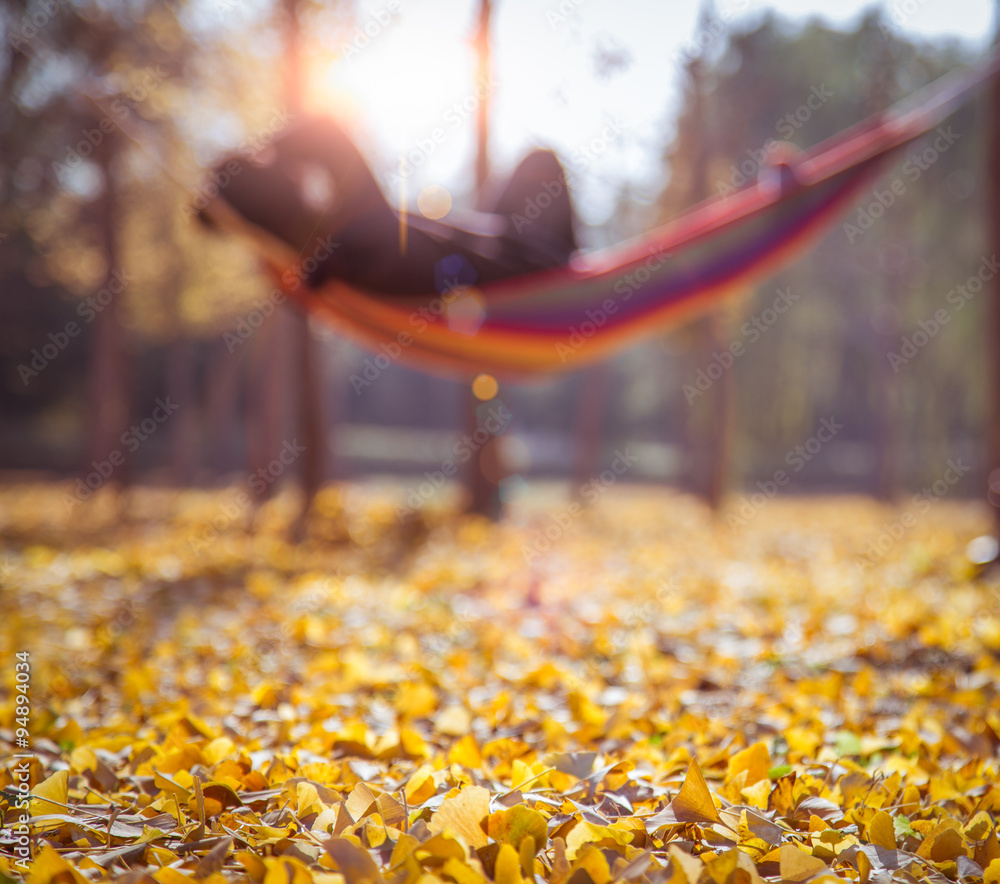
xmin=703 ymin=847 xmax=763 ymax=884
xmin=667 ymin=844 xmax=703 ymax=884
xmin=235 ymin=850 xmax=267 ymax=881
xmin=295 ymin=781 xmax=324 ymax=817
xmin=8 ymin=485 xmax=1000 ymax=884
xmin=984 ymin=858 xmax=1000 ymax=884
xmin=24 ymin=844 xmax=89 ymax=884
xmin=867 ymin=810 xmax=896 ymax=850
xmin=857 ymin=848 xmax=872 ymax=884
xmin=415 ymin=832 xmax=469 ymax=863
xmin=152 ymin=768 xmax=190 ymax=802
xmin=263 ymin=856 xmax=314 ymax=884
xmin=495 ymin=843 xmax=524 ymax=884
xmin=564 ymin=821 xmax=633 ymax=860
xmin=674 ymin=760 xmax=722 ymax=824
xmin=929 ymin=827 xmax=966 ymax=863
xmin=428 ymin=786 xmax=491 ymax=849
xmin=728 ymin=742 xmax=770 ymax=787
xmin=346 ymin=783 xmax=378 ymax=820
xmin=323 ymin=836 xmax=384 ymax=884
xmin=29 ymin=770 xmax=69 ymax=818
xmin=611 ymin=849 xmax=653 ymax=882
xmin=405 ymin=765 xmax=437 ymax=805
xmin=779 ymin=844 xmax=830 ymax=883
xmin=437 ymin=704 xmax=473 ymax=736
xmin=487 ymin=805 xmax=548 ymax=853
xmin=442 ymin=857 xmax=489 ymax=884
xmin=571 ymin=844 xmax=612 ymax=884
xmin=449 ymin=734 xmax=483 ymax=769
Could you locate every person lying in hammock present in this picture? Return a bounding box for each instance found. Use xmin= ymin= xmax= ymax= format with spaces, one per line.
xmin=197 ymin=116 xmax=579 ymax=296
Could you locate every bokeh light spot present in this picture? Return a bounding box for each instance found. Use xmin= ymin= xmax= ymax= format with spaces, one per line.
xmin=472 ymin=373 xmax=498 ymax=401
xmin=967 ymin=534 xmax=999 ymax=565
xmin=418 ymin=185 xmax=452 ymax=220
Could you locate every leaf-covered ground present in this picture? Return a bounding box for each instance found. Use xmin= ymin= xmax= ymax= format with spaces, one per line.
xmin=2 ymin=482 xmax=1000 ymax=884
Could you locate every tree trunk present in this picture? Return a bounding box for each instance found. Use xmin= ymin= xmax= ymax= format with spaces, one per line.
xmin=682 ymin=52 xmax=733 ymax=510
xmin=284 ymin=0 xmax=327 ymax=524
xmin=86 ymin=128 xmax=131 ymax=487
xmin=989 ymin=9 xmax=1000 ymax=530
xmin=296 ymin=312 xmax=326 ymax=514
xmin=465 ymin=0 xmax=506 ymax=519
xmin=867 ymin=38 xmax=899 ymax=502
xmin=247 ymin=309 xmax=295 ymax=502
xmin=571 ymin=364 xmax=612 ymax=490
xmin=206 ymin=341 xmax=244 ymax=475
xmin=167 ymin=333 xmax=198 ymax=485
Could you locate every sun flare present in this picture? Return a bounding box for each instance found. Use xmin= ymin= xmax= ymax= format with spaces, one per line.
xmin=307 ymin=23 xmax=477 ymax=152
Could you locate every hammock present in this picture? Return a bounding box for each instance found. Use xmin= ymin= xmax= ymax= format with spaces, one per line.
xmin=225 ymin=53 xmax=1000 ymax=378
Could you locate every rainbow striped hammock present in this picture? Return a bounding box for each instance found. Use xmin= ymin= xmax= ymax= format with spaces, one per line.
xmin=232 ymin=54 xmax=999 ymax=378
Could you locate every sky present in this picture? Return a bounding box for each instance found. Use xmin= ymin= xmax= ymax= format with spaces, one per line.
xmin=307 ymin=0 xmax=996 ymax=231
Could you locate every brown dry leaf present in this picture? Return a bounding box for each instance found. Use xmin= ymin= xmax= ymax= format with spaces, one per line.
xmin=194 ymin=836 xmax=232 ymax=877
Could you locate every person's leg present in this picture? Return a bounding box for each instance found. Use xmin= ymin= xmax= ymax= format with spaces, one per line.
xmin=486 ymin=150 xmax=578 ymax=264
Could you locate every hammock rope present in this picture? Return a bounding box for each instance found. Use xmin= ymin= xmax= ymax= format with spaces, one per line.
xmin=231 ymin=52 xmax=1000 ymax=378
